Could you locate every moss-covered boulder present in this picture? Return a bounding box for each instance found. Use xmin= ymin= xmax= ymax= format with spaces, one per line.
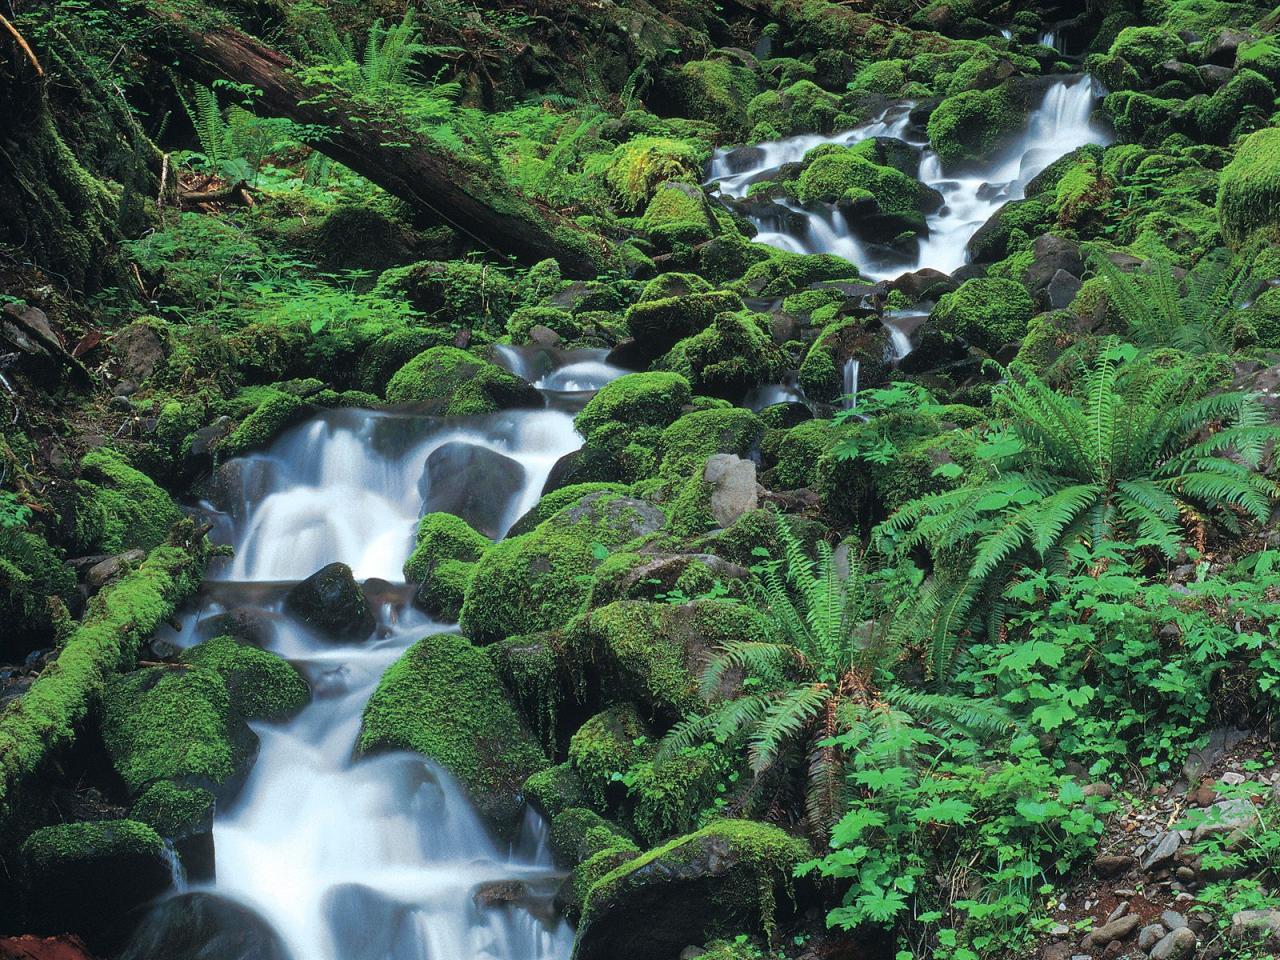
xmin=574 ymin=820 xmax=810 ymax=960
xmin=1108 ymin=26 xmax=1186 ymax=72
xmin=1219 ymin=127 xmax=1280 ymax=246
xmin=384 ymin=345 xmax=543 ymax=413
xmin=181 ymin=635 xmax=311 ymax=722
xmin=569 ymin=704 xmax=653 ymax=808
xmin=374 ymin=260 xmax=516 ymax=333
xmin=575 ymin=372 xmax=692 ymax=441
xmin=0 ymin=527 xmax=77 ymax=659
xmin=797 ymin=317 xmax=892 ymax=406
xmin=927 ymin=85 xmax=1024 ymax=169
xmin=524 ymin=762 xmax=589 ymax=819
xmin=658 ymin=408 xmax=765 ymax=477
xmin=673 ymin=59 xmax=761 ymax=137
xmin=625 ymin=289 xmax=744 ymax=353
xmin=76 ymin=449 xmax=181 ymax=555
xmin=21 ymin=819 xmax=173 ymax=952
xmin=598 ymin=137 xmax=704 ymax=210
xmin=129 ymin=779 xmax=216 ymax=880
xmin=459 ymin=491 xmax=666 ymax=643
xmin=403 ymin=513 xmax=489 ymax=585
xmin=551 ymin=807 xmax=640 ymax=920
xmin=639 ymin=182 xmax=719 ymax=251
xmin=746 ymin=79 xmax=850 ymax=140
xmin=507 ymin=482 xmax=630 ymax=538
xmin=358 ymin=632 xmax=547 ymax=834
xmin=656 ymin=311 xmax=788 ymax=402
xmin=733 ymin=249 xmax=860 ymax=297
xmin=761 ymin=418 xmax=844 ymax=490
xmin=796 ymin=143 xmax=940 ymax=241
xmin=355 ymin=328 xmax=458 ymax=395
xmin=929 ymin=277 xmax=1034 ymax=352
xmin=566 ymin=598 xmax=774 ymax=725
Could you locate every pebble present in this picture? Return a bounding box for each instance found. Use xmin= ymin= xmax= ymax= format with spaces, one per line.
xmin=1138 ymin=923 xmax=1167 ymax=951
xmin=1161 ymin=910 xmax=1188 ymax=930
xmin=1050 ymin=924 xmax=1070 ymax=938
xmin=1081 ymin=914 xmax=1140 ymax=950
xmin=1175 ymin=867 xmax=1195 ymax=882
xmin=1149 ymin=926 xmax=1197 ymax=960
xmin=1221 ymin=772 xmax=1246 ymax=785
xmin=1106 ymin=902 xmax=1129 ymax=923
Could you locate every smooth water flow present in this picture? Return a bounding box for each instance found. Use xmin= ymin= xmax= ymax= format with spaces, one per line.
xmin=841 ymin=358 xmax=860 ymax=411
xmin=706 ymin=76 xmax=1108 ymax=281
xmin=168 ymin=351 xmax=622 ymax=960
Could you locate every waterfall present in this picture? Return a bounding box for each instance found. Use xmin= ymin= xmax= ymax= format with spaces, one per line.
xmin=841 ymin=358 xmax=860 ymax=411
xmin=165 ymin=350 xmax=624 ymax=960
xmin=1039 ymin=29 xmax=1060 ymax=51
xmin=705 ymin=76 xmax=1109 ymax=282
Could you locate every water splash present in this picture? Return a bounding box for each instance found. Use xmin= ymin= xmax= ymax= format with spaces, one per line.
xmin=841 ymin=358 xmax=860 ymax=411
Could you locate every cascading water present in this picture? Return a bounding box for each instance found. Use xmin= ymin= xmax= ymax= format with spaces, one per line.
xmin=157 ymin=349 xmax=624 ymax=960
xmin=841 ymin=358 xmax=860 ymax=411
xmin=705 ymin=76 xmax=1109 ymax=282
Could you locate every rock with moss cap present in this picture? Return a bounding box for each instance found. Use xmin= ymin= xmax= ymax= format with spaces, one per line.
xmin=551 ymin=807 xmax=640 ymax=920
xmin=658 ymin=407 xmax=765 ymax=477
xmin=575 ymin=372 xmax=692 ymax=443
xmin=75 ymin=449 xmax=181 ymax=555
xmin=460 ymin=491 xmax=666 ymax=644
xmin=574 ymin=819 xmax=810 ymax=960
xmin=639 ymin=182 xmax=719 ymax=252
xmin=1219 ymin=127 xmax=1280 ymax=246
xmin=673 ymin=58 xmax=761 ymax=136
xmin=0 ymin=527 xmax=77 ymax=659
xmin=374 ymin=260 xmax=516 ymax=333
xmin=745 ymin=79 xmax=851 ymax=140
xmin=181 ymin=635 xmax=311 ymax=721
xmin=358 ymin=632 xmax=547 ymax=836
xmin=356 ymin=327 xmax=460 ymax=395
xmin=598 ymin=137 xmax=704 ymax=211
xmin=130 ymin=780 xmax=216 ymax=880
xmin=929 ymin=277 xmax=1034 ymax=352
xmin=733 ymin=249 xmax=860 ymax=298
xmin=384 ymin=345 xmax=543 ymax=414
xmin=20 ymin=819 xmax=173 ymax=952
xmin=507 ymin=482 xmax=630 ymax=538
xmin=927 ymin=84 xmax=1024 ymax=169
xmin=796 ymin=144 xmax=942 ymax=243
xmin=569 ymin=704 xmax=653 ymax=809
xmin=524 ymin=762 xmax=590 ymax=819
xmin=404 ymin=513 xmax=489 ymax=585
xmin=656 ymin=312 xmax=788 ymax=401
xmin=797 ymin=317 xmax=892 ymax=406
xmin=624 ymin=288 xmax=745 ymax=356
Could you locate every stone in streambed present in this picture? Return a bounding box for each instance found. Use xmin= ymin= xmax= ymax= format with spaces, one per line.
xmin=118 ymin=892 xmax=290 ymax=960
xmin=418 ymin=442 xmax=524 ymax=538
xmin=284 ymin=562 xmax=375 ymax=642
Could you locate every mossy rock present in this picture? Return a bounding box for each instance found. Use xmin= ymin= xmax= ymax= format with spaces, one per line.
xmin=217 ymin=389 xmax=306 ymax=459
xmin=507 ymin=306 xmax=581 ymax=343
xmin=797 ymin=317 xmax=891 ymax=405
xmin=1102 ymin=90 xmax=1193 ymax=144
xmin=359 ymin=632 xmax=547 ymax=836
xmin=314 ymin=204 xmax=416 ymax=276
xmin=566 ymin=599 xmax=774 ymax=726
xmin=930 ymin=277 xmax=1035 ymax=351
xmin=1108 ymin=26 xmax=1186 ymax=71
xmin=927 ymin=84 xmax=1024 ymax=169
xmin=732 ymin=249 xmax=860 ymax=297
xmin=656 ymin=312 xmax=788 ymax=402
xmin=760 ymin=418 xmax=844 ymax=490
xmin=415 ymin=557 xmax=475 ymax=622
xmin=507 ymin=482 xmax=630 ymax=538
xmin=459 ymin=492 xmax=666 ymax=643
xmin=384 ymin=345 xmax=543 ymax=413
xmin=524 ymin=762 xmax=590 ymax=819
xmin=1219 ymin=127 xmax=1280 ymax=247
xmin=625 ymin=290 xmax=745 ymax=351
xmin=76 ymin=449 xmax=181 ymax=555
xmin=569 ymin=704 xmax=653 ymax=809
xmin=129 ymin=780 xmax=216 ymax=881
xmin=574 ymin=820 xmax=810 ymax=960
xmin=374 ymin=260 xmax=516 ymax=333
xmin=1194 ymin=69 xmax=1274 ymax=144
xmin=658 ymin=408 xmax=766 ymax=477
xmin=181 ymin=635 xmax=311 ymax=722
xmin=21 ymin=819 xmax=173 ymax=952
xmin=796 ymin=145 xmax=937 ymax=239
xmin=746 ymin=79 xmax=849 ymax=139
xmin=598 ymin=137 xmax=704 ymax=211
xmin=675 ymin=59 xmax=761 ymax=137
xmin=403 ymin=512 xmax=489 ymax=585
xmin=356 ymin=327 xmax=459 ymax=394
xmin=575 ymin=372 xmax=693 ymax=442
xmin=551 ymin=807 xmax=640 ymax=919
xmin=639 ymin=182 xmax=719 ymax=251
xmin=0 ymin=527 xmax=77 ymax=659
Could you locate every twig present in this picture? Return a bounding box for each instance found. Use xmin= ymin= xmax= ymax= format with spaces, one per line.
xmin=0 ymin=13 xmax=43 ymax=76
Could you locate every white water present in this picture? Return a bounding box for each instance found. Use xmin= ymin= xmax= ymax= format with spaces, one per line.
xmin=165 ymin=351 xmax=623 ymax=960
xmin=705 ymin=76 xmax=1108 ymax=281
xmin=841 ymin=358 xmax=860 ymax=411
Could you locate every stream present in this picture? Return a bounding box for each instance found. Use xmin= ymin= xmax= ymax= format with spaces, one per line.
xmin=135 ymin=76 xmax=1106 ymax=959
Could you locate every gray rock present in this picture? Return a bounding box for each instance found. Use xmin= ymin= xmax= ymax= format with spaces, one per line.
xmin=1106 ymin=901 xmax=1130 ymax=923
xmin=1149 ymin=926 xmax=1197 ymax=960
xmin=1046 ymin=270 xmax=1083 ymax=310
xmin=1141 ymin=831 xmax=1181 ymax=870
xmin=1081 ymin=913 xmax=1140 ymax=949
xmin=1093 ymin=853 xmax=1133 ymax=878
xmin=86 ymin=548 xmax=147 ymax=589
xmin=704 ymin=454 xmax=757 ymax=527
xmin=1230 ymin=909 xmax=1280 ymax=943
xmin=1161 ymin=910 xmax=1188 ymax=930
xmin=111 ymin=321 xmax=168 ymax=382
xmin=1182 ymin=726 xmax=1248 ymax=782
xmin=1138 ymin=923 xmax=1167 ymax=951
xmin=1192 ymin=798 xmax=1259 ymax=842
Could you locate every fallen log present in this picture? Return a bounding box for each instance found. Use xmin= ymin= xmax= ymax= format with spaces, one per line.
xmin=130 ymin=0 xmax=611 ymax=277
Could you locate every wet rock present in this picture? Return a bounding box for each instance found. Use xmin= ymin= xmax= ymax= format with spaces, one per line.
xmin=0 ymin=936 xmax=95 ymax=960
xmin=324 ymin=883 xmax=415 ymax=960
xmin=419 ymin=441 xmax=525 ymax=538
xmin=119 ymin=892 xmax=291 ymax=960
xmin=1150 ymin=927 xmax=1196 ymax=960
xmin=1081 ymin=914 xmax=1140 ymax=950
xmin=21 ymin=820 xmax=175 ymax=954
xmin=1206 ymin=28 xmax=1252 ymax=65
xmin=1046 ymin=270 xmax=1083 ymax=310
xmin=890 ymin=267 xmax=957 ymax=303
xmin=194 ymin=607 xmax=276 ymax=647
xmin=704 ymin=455 xmax=757 ymax=527
xmin=1198 ymin=64 xmax=1234 ymax=89
xmin=111 ymin=321 xmax=168 ymax=382
xmin=284 ymin=562 xmax=375 ymax=642
xmin=1025 ymin=235 xmax=1084 ymax=294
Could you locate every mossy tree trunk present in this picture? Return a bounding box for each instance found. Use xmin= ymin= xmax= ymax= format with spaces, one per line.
xmin=129 ymin=0 xmax=612 ymax=277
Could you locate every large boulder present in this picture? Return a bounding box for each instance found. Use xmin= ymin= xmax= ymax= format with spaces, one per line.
xmin=929 ymin=277 xmax=1035 ymax=352
xmin=284 ymin=562 xmax=375 ymax=642
xmin=573 ymin=820 xmax=809 ymax=960
xmin=118 ymin=892 xmax=291 ymax=960
xmin=655 ymin=312 xmax=787 ymax=401
xmin=383 ymin=345 xmax=543 ymax=414
xmin=358 ymin=632 xmax=547 ymax=836
xmin=418 ymin=442 xmax=525 ymax=537
xmin=20 ymin=820 xmax=173 ymax=953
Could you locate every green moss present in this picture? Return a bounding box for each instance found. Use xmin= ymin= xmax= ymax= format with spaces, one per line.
xmin=575 ymin=373 xmax=693 ymax=441
xmin=1195 ymin=69 xmax=1274 ymax=144
xmin=0 ymin=539 xmax=206 ymax=818
xmin=551 ymin=806 xmax=637 ymax=866
xmin=676 ymin=59 xmax=761 ymax=137
xmin=130 ymin=781 xmax=215 ymax=838
xmin=1103 ymin=90 xmax=1192 ymax=144
xmin=569 ymin=704 xmax=652 ymax=808
xmin=181 ymin=635 xmax=310 ymax=721
xmin=927 ymin=86 xmax=1023 ymax=169
xmin=930 ymin=277 xmax=1035 ymax=351
xmin=1108 ymin=26 xmax=1186 ymax=71
xmin=0 ymin=527 xmax=77 ymax=657
xmin=417 ymin=558 xmax=475 ymax=621
xmin=359 ymin=633 xmax=547 ymax=829
xmin=639 ymin=183 xmax=717 ymax=250
xmin=626 ymin=290 xmax=745 ymax=345
xmin=746 ymin=80 xmax=849 ymax=139
xmin=657 ymin=312 xmax=788 ymax=401
xmin=734 ymin=249 xmax=860 ymax=297
xmin=218 ymin=390 xmax=305 ymax=459
xmin=850 ymin=58 xmax=909 ymax=95
xmin=404 ymin=513 xmax=490 ymax=584
xmin=697 ymin=235 xmax=776 ymax=285
xmin=22 ymin=819 xmax=163 ymax=873
xmin=797 ymin=317 xmax=889 ymax=405
xmin=384 ymin=345 xmax=541 ymax=413
xmin=524 ymin=763 xmax=589 ymax=819
xmin=761 ymin=419 xmax=842 ymax=490
xmin=795 ymin=147 xmax=930 ymax=235
xmin=508 ymin=483 xmax=629 ymax=537
xmin=101 ymin=664 xmax=251 ymax=796
xmin=667 ymin=470 xmax=718 ymax=539
xmin=1237 ymin=36 xmax=1280 ymax=81
xmin=76 ymin=449 xmax=181 ymax=554
xmin=597 ymin=137 xmax=704 ymax=210
xmin=1219 ymin=128 xmax=1280 ymax=246
xmin=373 ymin=260 xmax=516 ymax=334
xmin=507 ymin=306 xmax=580 ymax=343
xmin=627 ymin=743 xmax=725 ymax=844
xmin=659 ymin=408 xmax=765 ymax=477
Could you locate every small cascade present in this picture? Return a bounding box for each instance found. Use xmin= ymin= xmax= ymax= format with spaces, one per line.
xmin=159 ymin=349 xmax=625 ymax=960
xmin=1039 ymin=29 xmax=1059 ymax=51
xmin=841 ymin=358 xmax=860 ymax=411
xmin=161 ymin=841 xmax=188 ymax=893
xmin=883 ymin=311 xmax=926 ymax=363
xmin=705 ymin=76 xmax=1109 ymax=282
